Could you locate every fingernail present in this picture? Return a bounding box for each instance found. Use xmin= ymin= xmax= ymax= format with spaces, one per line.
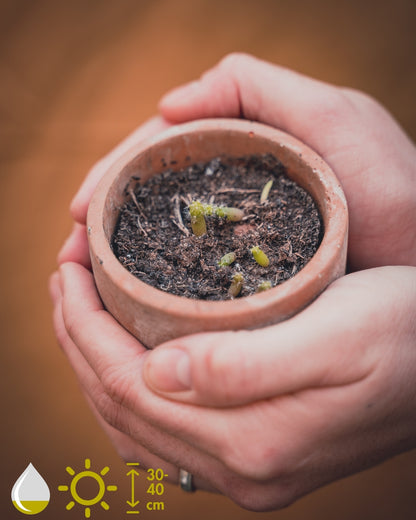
xmin=145 ymin=348 xmax=191 ymax=393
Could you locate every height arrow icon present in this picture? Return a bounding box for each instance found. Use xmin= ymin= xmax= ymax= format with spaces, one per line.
xmin=126 ymin=469 xmax=140 ymax=507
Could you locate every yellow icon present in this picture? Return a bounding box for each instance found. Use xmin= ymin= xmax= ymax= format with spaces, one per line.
xmin=11 ymin=463 xmax=50 ymax=515
xmin=126 ymin=462 xmax=140 ymax=511
xmin=58 ymin=459 xmax=117 ymax=518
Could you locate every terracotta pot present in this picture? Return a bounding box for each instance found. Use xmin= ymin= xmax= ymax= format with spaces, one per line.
xmin=87 ymin=118 xmax=348 ymax=348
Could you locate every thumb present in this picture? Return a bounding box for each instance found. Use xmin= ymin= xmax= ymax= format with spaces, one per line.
xmin=142 ymin=268 xmax=403 ymax=407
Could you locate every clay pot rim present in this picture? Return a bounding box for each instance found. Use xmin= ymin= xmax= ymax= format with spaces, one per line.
xmin=87 ymin=118 xmax=348 ymax=322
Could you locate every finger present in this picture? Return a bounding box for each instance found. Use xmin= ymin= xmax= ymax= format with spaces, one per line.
xmin=52 ymin=268 xmax=167 ymax=469
xmin=143 ymin=267 xmax=411 ymax=407
xmin=53 ymin=266 xmax=220 ymax=492
xmin=57 ymin=223 xmax=91 ymax=268
xmin=87 ymin=398 xmax=220 ymax=494
xmin=159 ymin=53 xmax=416 ymax=271
xmin=159 ymin=54 xmax=410 ymax=169
xmin=71 ymin=116 xmax=171 ymax=224
xmin=50 ymin=270 xmax=122 ymax=416
xmin=57 ymin=263 xmax=231 ymax=478
xmin=54 ymin=265 xmax=326 ymax=506
xmin=84 ymin=393 xmax=182 ymax=486
xmin=159 ymin=53 xmax=354 ymax=157
xmin=53 ymin=264 xmax=416 ymax=510
xmin=60 ymin=261 xmax=146 ymax=360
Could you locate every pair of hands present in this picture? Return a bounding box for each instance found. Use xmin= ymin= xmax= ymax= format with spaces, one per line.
xmin=50 ymin=54 xmax=416 ymax=511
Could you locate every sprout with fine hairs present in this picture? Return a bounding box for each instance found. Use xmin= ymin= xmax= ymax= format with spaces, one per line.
xmin=189 ymin=200 xmax=207 ymax=236
xmin=260 ymin=179 xmax=274 ymax=203
xmin=218 ymin=252 xmax=236 ymax=267
xmin=228 ymin=272 xmax=244 ymax=298
xmin=215 ymin=206 xmax=244 ymax=221
xmin=188 ymin=200 xmax=244 ymax=236
xmin=251 ymin=246 xmax=270 ymax=267
xmin=256 ymin=280 xmax=272 ymax=292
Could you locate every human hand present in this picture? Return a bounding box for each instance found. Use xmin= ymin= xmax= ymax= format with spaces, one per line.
xmin=58 ymin=116 xmax=171 ymax=267
xmin=51 ymin=54 xmax=416 ymax=510
xmin=50 ymin=262 xmax=416 ymax=510
xmin=159 ymin=53 xmax=416 ymax=271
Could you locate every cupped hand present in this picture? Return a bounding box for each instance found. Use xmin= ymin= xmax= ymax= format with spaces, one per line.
xmin=50 ymin=262 xmax=416 ymax=511
xmin=52 ymin=53 xmax=416 ymax=510
xmin=159 ymin=53 xmax=416 ymax=270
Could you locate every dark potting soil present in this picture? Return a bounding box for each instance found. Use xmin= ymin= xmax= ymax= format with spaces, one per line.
xmin=111 ymin=154 xmax=323 ymax=300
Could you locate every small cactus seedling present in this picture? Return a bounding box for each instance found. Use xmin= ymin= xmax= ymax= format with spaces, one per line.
xmin=218 ymin=252 xmax=237 ymax=267
xmin=256 ymin=280 xmax=272 ymax=292
xmin=251 ymin=246 xmax=270 ymax=267
xmin=188 ymin=200 xmax=244 ymax=236
xmin=260 ymin=179 xmax=274 ymax=203
xmin=189 ymin=200 xmax=207 ymax=236
xmin=214 ymin=206 xmax=244 ymax=221
xmin=228 ymin=272 xmax=244 ymax=298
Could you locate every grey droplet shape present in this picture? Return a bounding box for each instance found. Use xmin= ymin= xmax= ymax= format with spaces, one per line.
xmin=11 ymin=463 xmax=50 ymax=514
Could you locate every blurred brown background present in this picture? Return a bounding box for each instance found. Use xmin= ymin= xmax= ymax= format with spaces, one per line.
xmin=1 ymin=0 xmax=415 ymax=518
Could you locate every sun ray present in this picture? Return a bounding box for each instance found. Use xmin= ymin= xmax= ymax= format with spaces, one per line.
xmin=84 ymin=459 xmax=91 ymax=469
xmin=58 ymin=485 xmax=69 ymax=491
xmin=107 ymin=485 xmax=117 ymax=492
xmin=100 ymin=501 xmax=110 ymax=510
xmin=85 ymin=506 xmax=91 ymax=518
xmin=66 ymin=466 xmax=75 ymax=476
xmin=66 ymin=501 xmax=75 ymax=510
xmin=100 ymin=466 xmax=109 ymax=476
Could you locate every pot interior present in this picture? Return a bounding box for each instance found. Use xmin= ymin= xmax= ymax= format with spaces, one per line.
xmin=102 ymin=127 xmax=329 ymax=242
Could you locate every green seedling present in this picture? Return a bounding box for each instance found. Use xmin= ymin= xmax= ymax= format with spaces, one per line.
xmin=256 ymin=280 xmax=272 ymax=292
xmin=218 ymin=252 xmax=236 ymax=267
xmin=188 ymin=200 xmax=244 ymax=236
xmin=251 ymin=246 xmax=270 ymax=267
xmin=260 ymin=179 xmax=273 ymax=203
xmin=215 ymin=206 xmax=244 ymax=221
xmin=189 ymin=200 xmax=207 ymax=236
xmin=228 ymin=272 xmax=244 ymax=298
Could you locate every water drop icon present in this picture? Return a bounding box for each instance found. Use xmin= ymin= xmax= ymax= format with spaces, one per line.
xmin=11 ymin=463 xmax=50 ymax=515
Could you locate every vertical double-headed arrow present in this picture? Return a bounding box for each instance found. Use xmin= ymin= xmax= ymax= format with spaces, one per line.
xmin=126 ymin=463 xmax=140 ymax=511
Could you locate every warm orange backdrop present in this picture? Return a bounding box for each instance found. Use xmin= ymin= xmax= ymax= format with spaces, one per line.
xmin=1 ymin=1 xmax=415 ymax=519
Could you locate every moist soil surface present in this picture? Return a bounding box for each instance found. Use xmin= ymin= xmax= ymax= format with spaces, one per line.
xmin=112 ymin=154 xmax=323 ymax=300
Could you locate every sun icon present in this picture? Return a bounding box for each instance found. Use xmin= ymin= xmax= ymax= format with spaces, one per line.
xmin=58 ymin=459 xmax=117 ymax=518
